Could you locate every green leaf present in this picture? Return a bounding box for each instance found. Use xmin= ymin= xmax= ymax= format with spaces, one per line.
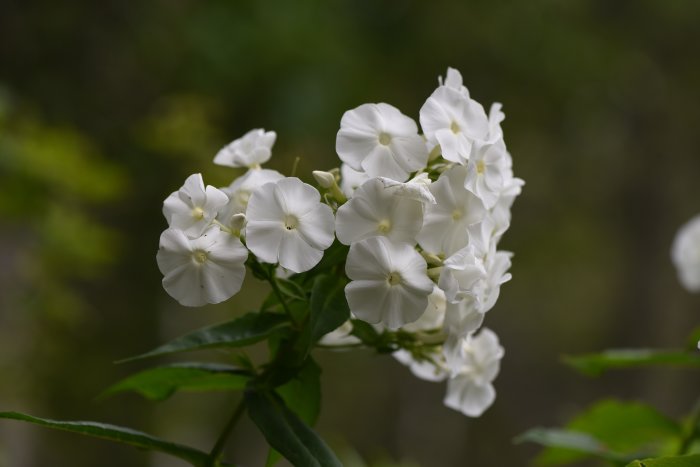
xmin=276 ymin=278 xmax=308 ymax=302
xmin=626 ymin=454 xmax=700 ymax=466
xmin=246 ymin=389 xmax=342 ymax=467
xmin=0 ymin=411 xmax=209 ymax=466
xmin=515 ymin=428 xmax=631 ymax=464
xmin=528 ymin=400 xmax=680 ymax=466
xmin=562 ymin=349 xmax=700 ymax=377
xmin=277 ymin=358 xmax=321 ymax=425
xmin=120 ymin=311 xmax=289 ymax=362
xmin=309 ymin=275 xmax=350 ymax=343
xmin=101 ymin=363 xmax=250 ymax=401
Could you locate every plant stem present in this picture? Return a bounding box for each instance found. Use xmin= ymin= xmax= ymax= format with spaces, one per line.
xmin=268 ymin=276 xmax=296 ymax=327
xmin=206 ymin=398 xmax=246 ymax=466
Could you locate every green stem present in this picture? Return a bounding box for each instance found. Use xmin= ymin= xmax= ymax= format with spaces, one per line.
xmin=206 ymin=398 xmax=246 ymax=466
xmin=268 ymin=276 xmax=297 ymax=327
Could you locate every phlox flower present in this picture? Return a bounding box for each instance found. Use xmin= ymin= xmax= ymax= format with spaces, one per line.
xmin=214 ymin=129 xmax=277 ymax=168
xmin=163 ymin=173 xmax=229 ymax=238
xmin=444 ymin=328 xmax=504 ymax=417
xmin=336 ymin=103 xmax=428 ymax=182
xmin=672 ymin=214 xmax=700 ymax=292
xmin=217 ymin=168 xmax=284 ymax=229
xmin=464 ymin=139 xmax=511 ymax=209
xmin=345 ymin=236 xmax=434 ymax=329
xmin=418 ymin=165 xmax=486 ymax=256
xmin=438 ymin=245 xmax=487 ymax=304
xmin=420 ymin=70 xmax=489 ymax=165
xmin=335 ymin=178 xmax=424 ymax=246
xmin=443 ymin=298 xmax=485 ymax=338
xmin=245 ymin=177 xmax=335 ymax=273
xmin=156 ymin=226 xmax=248 ymax=307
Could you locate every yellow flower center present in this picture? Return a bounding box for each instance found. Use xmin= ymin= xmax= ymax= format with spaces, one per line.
xmin=450 ymin=121 xmax=461 ymax=134
xmin=452 ymin=209 xmax=463 ymax=220
xmin=378 ymin=132 xmax=392 ymax=145
xmin=377 ymin=219 xmax=392 ymax=234
xmin=193 ymin=250 xmax=208 ymax=264
xmin=192 ymin=207 xmax=205 ymax=220
xmin=476 ymin=160 xmax=486 ymax=175
xmin=284 ymin=214 xmax=299 ymax=231
xmin=387 ymin=271 xmax=402 ymax=286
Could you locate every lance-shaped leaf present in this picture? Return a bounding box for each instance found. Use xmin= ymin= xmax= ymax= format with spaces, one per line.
xmin=245 ymin=389 xmax=342 ymax=467
xmin=101 ymin=363 xmax=251 ymax=401
xmin=309 ymin=275 xmax=350 ymax=343
xmin=514 ymin=428 xmax=632 ymax=464
xmin=277 ymin=358 xmax=321 ymax=426
xmin=0 ymin=412 xmax=210 ymax=466
xmin=121 ymin=311 xmax=288 ymax=362
xmin=626 ymin=455 xmax=700 ymax=466
xmin=528 ymin=400 xmax=680 ymax=466
xmin=563 ymin=349 xmax=700 ymax=377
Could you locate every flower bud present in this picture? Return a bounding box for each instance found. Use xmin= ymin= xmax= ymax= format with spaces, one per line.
xmin=312 ymin=170 xmax=336 ymax=189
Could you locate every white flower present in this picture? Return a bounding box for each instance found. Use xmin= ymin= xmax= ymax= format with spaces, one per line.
xmin=336 ymin=103 xmax=428 ymax=182
xmin=464 ymin=139 xmax=511 ymax=209
xmin=672 ymin=214 xmax=700 ymax=292
xmin=443 ymin=298 xmax=485 ymax=338
xmin=335 ymin=178 xmax=424 ymax=246
xmin=214 ymin=129 xmax=277 ymax=168
xmin=420 ymin=72 xmax=489 ymax=165
xmin=340 ymin=163 xmax=370 ymax=198
xmin=418 ymin=165 xmax=487 ymax=256
xmin=345 ymin=236 xmax=434 ymax=329
xmin=156 ymin=226 xmax=248 ymax=307
xmin=218 ymin=168 xmax=284 ymax=229
xmin=439 ymin=245 xmax=487 ymax=303
xmin=163 ymin=173 xmax=229 ymax=238
xmin=444 ymin=328 xmax=504 ymax=417
xmin=245 ymin=177 xmax=335 ymax=273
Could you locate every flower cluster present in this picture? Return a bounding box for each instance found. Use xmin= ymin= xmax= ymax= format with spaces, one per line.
xmin=156 ymin=68 xmax=523 ymax=418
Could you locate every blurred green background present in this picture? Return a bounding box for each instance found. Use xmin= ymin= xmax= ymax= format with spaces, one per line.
xmin=1 ymin=0 xmax=700 ymax=465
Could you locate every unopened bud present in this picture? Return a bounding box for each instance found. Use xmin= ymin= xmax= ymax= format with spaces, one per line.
xmin=312 ymin=170 xmax=336 ymax=189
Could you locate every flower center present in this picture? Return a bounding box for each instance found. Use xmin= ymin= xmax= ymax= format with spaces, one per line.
xmin=476 ymin=160 xmax=486 ymax=174
xmin=377 ymin=219 xmax=392 ymax=234
xmin=193 ymin=250 xmax=208 ymax=264
xmin=192 ymin=207 xmax=205 ymax=220
xmin=378 ymin=132 xmax=392 ymax=145
xmin=452 ymin=209 xmax=463 ymax=220
xmin=284 ymin=214 xmax=299 ymax=230
xmin=450 ymin=121 xmax=461 ymax=134
xmin=387 ymin=271 xmax=402 ymax=286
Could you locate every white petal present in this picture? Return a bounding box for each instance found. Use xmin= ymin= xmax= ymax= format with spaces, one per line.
xmin=245 ymin=182 xmax=286 ymax=222
xmin=245 ymin=220 xmax=284 ymax=264
xmin=275 ymin=177 xmax=322 ymax=216
xmin=296 ymin=204 xmax=335 ymax=250
xmin=278 ymin=230 xmax=323 ymax=273
xmin=345 ymin=279 xmax=389 ymax=324
xmin=444 ymin=378 xmax=496 ymax=417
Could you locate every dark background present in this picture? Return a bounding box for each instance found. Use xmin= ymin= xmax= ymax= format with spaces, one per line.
xmin=1 ymin=1 xmax=699 ymax=465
